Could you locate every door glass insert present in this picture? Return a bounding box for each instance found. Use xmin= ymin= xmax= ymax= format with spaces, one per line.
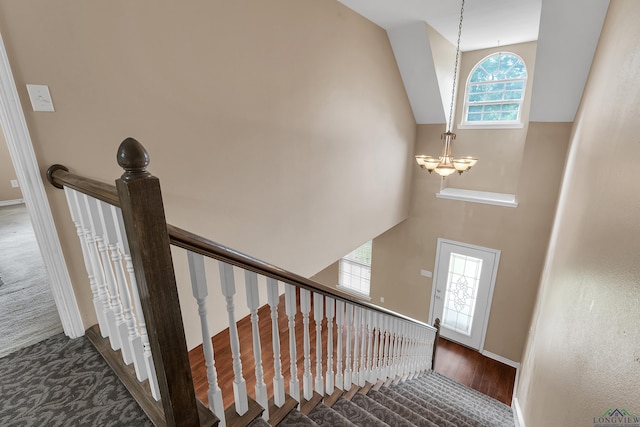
xmin=442 ymin=252 xmax=483 ymax=336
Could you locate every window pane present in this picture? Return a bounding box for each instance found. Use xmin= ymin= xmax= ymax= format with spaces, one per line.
xmin=500 ymin=111 xmax=518 ymax=120
xmin=469 ymin=84 xmax=486 ymax=94
xmin=505 ymin=81 xmax=524 ymax=90
xmin=504 ymin=91 xmax=523 ymax=100
xmin=468 ymin=105 xmax=483 ymax=113
xmin=468 ymin=93 xmax=485 ymax=102
xmin=486 ymin=92 xmax=504 ymax=101
xmin=467 ymin=113 xmax=482 ymax=121
xmin=502 ymin=103 xmax=519 ymax=111
xmin=470 ymin=68 xmax=490 ymax=82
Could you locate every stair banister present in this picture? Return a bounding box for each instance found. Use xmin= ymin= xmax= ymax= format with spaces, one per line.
xmin=47 ymin=138 xmax=439 ymax=427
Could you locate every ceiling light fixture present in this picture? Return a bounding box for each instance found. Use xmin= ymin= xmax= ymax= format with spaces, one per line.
xmin=415 ymin=0 xmax=477 ymax=177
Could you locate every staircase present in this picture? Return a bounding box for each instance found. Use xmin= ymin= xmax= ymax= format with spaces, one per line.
xmin=46 ymin=138 xmax=514 ymax=427
xmin=248 ymin=371 xmax=514 ymax=427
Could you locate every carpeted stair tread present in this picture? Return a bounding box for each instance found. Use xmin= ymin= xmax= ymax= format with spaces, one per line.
xmin=247 ymin=417 xmax=270 ymax=426
xmin=400 ymin=382 xmax=496 ymax=426
xmin=308 ymin=402 xmax=357 ymax=427
xmin=274 ymin=408 xmax=319 ymax=427
xmin=419 ymin=371 xmax=512 ymax=410
xmin=366 ymin=389 xmax=440 ymax=427
xmin=379 ymin=385 xmax=476 ymax=427
xmin=332 ymin=397 xmax=391 ymax=427
xmin=389 ymin=383 xmax=486 ymax=427
xmin=403 ymin=373 xmax=514 ymax=427
xmin=351 ymin=392 xmax=416 ymax=426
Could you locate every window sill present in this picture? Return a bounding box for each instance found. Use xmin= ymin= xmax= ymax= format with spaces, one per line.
xmin=436 ymin=188 xmax=518 ymax=208
xmin=336 ymin=284 xmax=372 ymax=301
xmin=457 ymin=122 xmax=524 ymax=130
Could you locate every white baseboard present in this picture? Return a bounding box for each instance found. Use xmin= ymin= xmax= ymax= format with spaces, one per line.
xmin=513 ymin=397 xmax=526 ymax=427
xmin=481 ymin=349 xmax=520 ymax=369
xmin=0 ymin=198 xmax=24 ymax=207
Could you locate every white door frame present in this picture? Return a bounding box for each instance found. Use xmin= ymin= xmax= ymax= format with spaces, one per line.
xmin=429 ymin=238 xmax=500 ymax=352
xmin=0 ymin=33 xmax=84 ymax=338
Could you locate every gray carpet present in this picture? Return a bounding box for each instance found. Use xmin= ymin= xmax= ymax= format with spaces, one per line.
xmin=304 ymin=373 xmax=514 ymax=427
xmin=0 ymin=204 xmax=63 ymax=358
xmin=0 ymin=332 xmax=152 ymax=426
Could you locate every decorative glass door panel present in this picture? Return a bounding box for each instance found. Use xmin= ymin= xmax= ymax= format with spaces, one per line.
xmin=430 ymin=239 xmax=500 ymax=350
xmin=442 ymin=253 xmax=483 ymax=336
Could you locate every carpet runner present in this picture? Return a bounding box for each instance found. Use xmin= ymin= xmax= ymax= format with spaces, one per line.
xmin=249 ymin=371 xmax=514 ymax=427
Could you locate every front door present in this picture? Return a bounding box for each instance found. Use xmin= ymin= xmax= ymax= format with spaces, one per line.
xmin=429 ymin=239 xmax=500 ymax=350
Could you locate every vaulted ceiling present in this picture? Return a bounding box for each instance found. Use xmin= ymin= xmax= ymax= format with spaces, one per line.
xmin=337 ymin=0 xmax=610 ymax=123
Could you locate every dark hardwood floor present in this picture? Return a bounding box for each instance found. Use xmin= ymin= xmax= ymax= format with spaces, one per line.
xmin=434 ymin=337 xmax=516 ymax=405
xmin=188 ymin=293 xmax=516 ymax=409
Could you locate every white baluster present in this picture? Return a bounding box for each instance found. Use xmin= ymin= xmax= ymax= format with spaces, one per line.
xmin=313 ymin=293 xmax=324 ymax=396
xmin=358 ymin=308 xmax=367 ymax=386
xmin=382 ymin=316 xmax=390 ymax=380
xmin=84 ymin=194 xmax=127 ymax=352
xmin=244 ymin=271 xmax=268 ymax=420
xmin=63 ymin=188 xmax=108 ymax=336
xmin=352 ymin=307 xmax=360 ymax=387
xmin=113 ymin=207 xmax=158 ymax=396
xmin=401 ymin=322 xmax=409 ymax=375
xmin=335 ymin=300 xmax=344 ymax=391
xmin=75 ymin=193 xmax=119 ymax=348
xmin=389 ymin=319 xmax=398 ymax=378
xmin=370 ymin=313 xmax=380 ymax=383
xmin=344 ymin=304 xmax=353 ymax=389
xmin=325 ymin=297 xmax=335 ymax=394
xmin=410 ymin=326 xmax=417 ymax=377
xmin=188 ymin=252 xmax=225 ymax=426
xmin=98 ymin=200 xmax=136 ymax=366
xmin=300 ymin=289 xmax=313 ymax=400
xmin=365 ymin=310 xmax=374 ymax=384
xmin=266 ymin=278 xmax=285 ymax=407
xmin=219 ymin=262 xmax=248 ymax=415
xmin=284 ymin=284 xmax=300 ymax=402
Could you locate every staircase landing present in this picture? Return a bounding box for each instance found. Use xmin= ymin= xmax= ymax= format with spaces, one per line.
xmin=434 ymin=337 xmax=516 ymax=405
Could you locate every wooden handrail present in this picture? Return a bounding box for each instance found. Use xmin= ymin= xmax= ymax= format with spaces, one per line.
xmin=47 ymin=162 xmax=435 ymax=333
xmin=168 ymin=224 xmax=435 ymax=331
xmin=47 ymin=164 xmax=120 ymax=206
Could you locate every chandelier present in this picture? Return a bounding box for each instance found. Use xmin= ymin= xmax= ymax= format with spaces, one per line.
xmin=415 ymin=0 xmax=477 ymax=177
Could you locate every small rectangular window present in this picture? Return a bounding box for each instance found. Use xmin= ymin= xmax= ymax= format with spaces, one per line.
xmin=338 ymin=240 xmax=372 ymax=297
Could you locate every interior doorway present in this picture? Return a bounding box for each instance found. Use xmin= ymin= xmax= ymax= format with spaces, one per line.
xmin=0 ymin=32 xmax=83 ymax=338
xmin=429 ymin=238 xmax=500 ymax=350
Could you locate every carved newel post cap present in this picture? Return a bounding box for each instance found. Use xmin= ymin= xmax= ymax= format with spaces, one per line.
xmin=117 ymin=137 xmax=150 ymax=180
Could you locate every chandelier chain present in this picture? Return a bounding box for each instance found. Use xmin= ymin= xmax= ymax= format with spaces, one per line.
xmin=447 ymin=0 xmax=465 ymax=132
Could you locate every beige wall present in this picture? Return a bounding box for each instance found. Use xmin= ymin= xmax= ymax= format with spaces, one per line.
xmin=517 ymin=1 xmax=640 ymax=424
xmin=313 ymin=40 xmax=566 ymax=363
xmin=368 ymin=122 xmax=569 ymax=362
xmin=0 ymin=0 xmax=416 ymax=348
xmin=0 ymin=130 xmax=22 ymax=201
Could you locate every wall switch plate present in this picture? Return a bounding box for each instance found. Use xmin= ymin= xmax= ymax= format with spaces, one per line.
xmin=26 ymin=84 xmax=55 ymax=112
xmin=10 ymin=180 xmax=19 ymax=188
xmin=380 ymin=297 xmax=385 ymax=303
xmin=420 ymin=269 xmax=433 ymax=278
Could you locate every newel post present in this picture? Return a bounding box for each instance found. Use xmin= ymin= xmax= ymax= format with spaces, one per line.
xmin=432 ymin=317 xmax=441 ymax=371
xmin=115 ymin=138 xmax=200 ymax=426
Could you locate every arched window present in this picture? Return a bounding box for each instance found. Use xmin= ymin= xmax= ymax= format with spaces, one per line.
xmin=463 ymin=52 xmax=527 ymax=125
